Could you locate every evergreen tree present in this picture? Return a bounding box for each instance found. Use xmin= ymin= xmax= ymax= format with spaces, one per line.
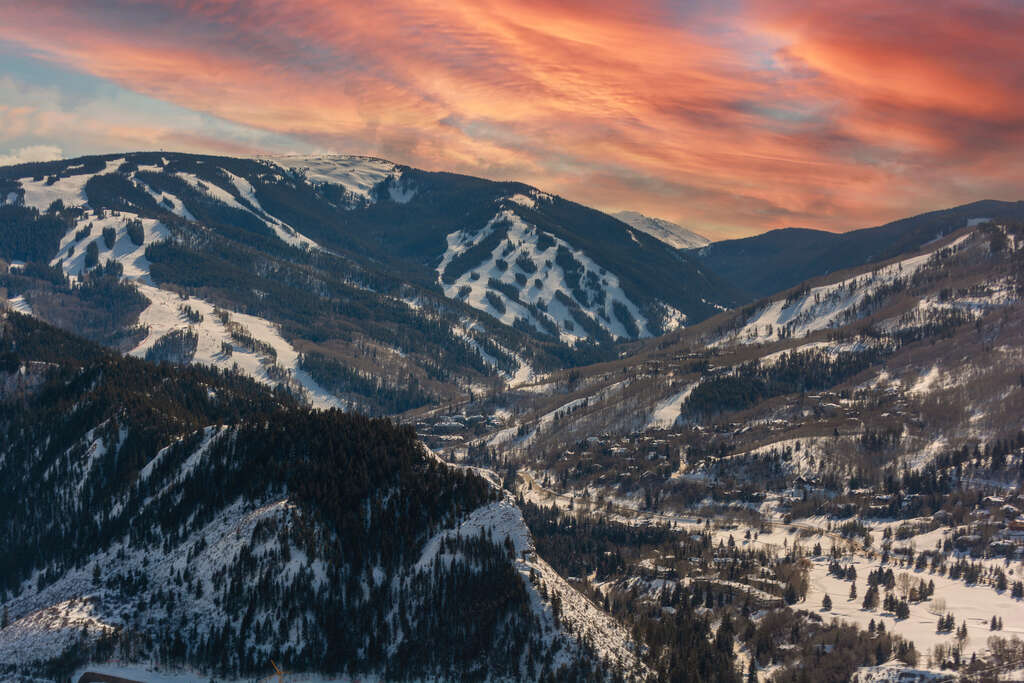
xmin=102 ymin=226 xmax=117 ymax=249
xmin=85 ymin=240 xmax=100 ymax=269
xmin=862 ymin=585 xmax=879 ymax=610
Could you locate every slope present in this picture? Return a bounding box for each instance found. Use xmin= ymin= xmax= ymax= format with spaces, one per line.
xmin=0 ymin=310 xmax=645 ymax=682
xmin=612 ymin=211 xmax=710 ymax=250
xmin=0 ymin=151 xmax=743 ymax=414
xmin=696 ymin=200 xmax=1024 ymax=300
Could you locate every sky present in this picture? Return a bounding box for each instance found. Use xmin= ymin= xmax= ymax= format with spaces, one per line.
xmin=1 ymin=0 xmax=1021 ymax=239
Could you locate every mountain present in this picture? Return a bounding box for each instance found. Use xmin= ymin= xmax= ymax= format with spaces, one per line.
xmin=0 ymin=309 xmax=644 ymax=681
xmin=694 ymin=199 xmax=1024 ymax=300
xmin=611 ymin=211 xmax=710 ymax=250
xmin=412 ymin=217 xmax=1024 ymax=681
xmin=4 ymin=147 xmax=1024 ymax=681
xmin=0 ymin=152 xmax=740 ymax=414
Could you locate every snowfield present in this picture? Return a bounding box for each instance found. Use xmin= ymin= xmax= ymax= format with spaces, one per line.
xmin=128 ymin=283 xmax=341 ymax=408
xmin=712 ymin=233 xmax=973 ymax=347
xmin=613 ymin=210 xmax=710 ymax=250
xmin=267 ymin=154 xmax=408 ymax=204
xmin=646 ymin=382 xmax=697 ymax=429
xmin=22 ymin=171 xmax=341 ymax=408
xmin=52 ymin=209 xmax=171 ymax=283
xmin=437 ymin=209 xmax=672 ymax=342
xmin=707 ymin=521 xmax=1024 ymax=664
xmin=16 ymin=158 xmax=125 ymax=211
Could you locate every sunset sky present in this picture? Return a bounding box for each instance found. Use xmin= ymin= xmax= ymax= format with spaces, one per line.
xmin=1 ymin=0 xmax=1021 ymax=239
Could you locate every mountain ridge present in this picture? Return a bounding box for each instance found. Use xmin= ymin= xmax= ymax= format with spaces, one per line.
xmin=611 ymin=210 xmax=710 ymax=250
xmin=695 ymin=199 xmax=1024 ymax=300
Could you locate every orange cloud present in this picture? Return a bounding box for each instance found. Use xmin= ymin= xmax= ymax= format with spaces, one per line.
xmin=1 ymin=0 xmax=1021 ymax=237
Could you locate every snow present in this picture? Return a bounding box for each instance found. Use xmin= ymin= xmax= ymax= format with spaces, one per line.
xmin=646 ymin=382 xmax=697 ymax=429
xmin=0 ymin=597 xmax=117 ymax=668
xmin=51 ymin=209 xmax=171 ymax=283
xmin=613 ymin=210 xmax=710 ymax=250
xmin=139 ymin=426 xmax=226 ymax=489
xmin=507 ymin=193 xmax=537 ymax=208
xmin=67 ymin=425 xmax=123 ymax=496
xmin=414 ymin=498 xmax=645 ymax=675
xmin=504 ymin=189 xmax=553 ymax=209
xmin=128 ymin=284 xmax=341 ymax=408
xmin=6 ymin=295 xmax=32 ymax=315
xmin=437 ymin=209 xmax=654 ymax=342
xmin=909 ymin=366 xmax=944 ymax=397
xmin=219 ymin=169 xmax=321 ymax=250
xmin=757 ymin=339 xmax=875 ymax=366
xmin=0 ymin=476 xmax=303 ymax=670
xmin=16 ymin=158 xmax=124 ymax=212
xmin=449 ymin=320 xmax=535 ymax=385
xmin=714 ymin=233 xmax=972 ymax=347
xmin=714 ymin=521 xmax=1024 ymax=662
xmin=175 ymin=171 xmax=245 ymax=210
xmin=852 ymin=663 xmax=953 ymax=682
xmin=267 ymin=154 xmax=399 ymax=202
xmin=136 ymin=179 xmax=196 ymax=221
xmin=386 ymin=177 xmax=416 ymax=203
xmin=37 ymin=196 xmax=337 ymax=407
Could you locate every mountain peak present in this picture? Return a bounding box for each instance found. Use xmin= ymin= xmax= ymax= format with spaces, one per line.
xmin=612 ymin=210 xmax=710 ymax=250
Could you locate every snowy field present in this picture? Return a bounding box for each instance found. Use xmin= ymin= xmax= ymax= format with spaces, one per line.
xmin=16 ymin=159 xmax=342 ymax=408
xmin=436 ymin=208 xmax=676 ymax=342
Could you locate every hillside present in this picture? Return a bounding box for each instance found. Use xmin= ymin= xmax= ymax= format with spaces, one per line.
xmin=413 ymin=218 xmax=1024 ymax=681
xmin=696 ymin=200 xmax=1024 ymax=300
xmin=0 ymin=153 xmax=740 ymax=419
xmin=0 ymin=310 xmax=645 ymax=682
xmin=611 ymin=211 xmax=710 ymax=250
xmin=4 ymin=149 xmax=1024 ymax=681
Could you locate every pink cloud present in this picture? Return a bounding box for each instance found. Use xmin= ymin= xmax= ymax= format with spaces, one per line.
xmin=1 ymin=0 xmax=1021 ymax=237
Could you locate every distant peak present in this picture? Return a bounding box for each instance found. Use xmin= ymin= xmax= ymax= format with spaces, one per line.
xmin=612 ymin=210 xmax=710 ymax=250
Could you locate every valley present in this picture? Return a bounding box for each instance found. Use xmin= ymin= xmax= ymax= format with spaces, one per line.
xmin=1 ymin=153 xmax=1023 ymax=682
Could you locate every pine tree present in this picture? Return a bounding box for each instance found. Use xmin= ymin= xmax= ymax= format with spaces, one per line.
xmin=85 ymin=240 xmax=100 ymax=269
xmin=850 ymin=582 xmax=857 ymax=600
xmin=863 ymin=585 xmax=879 ymax=610
xmin=956 ymin=620 xmax=968 ymax=646
xmin=822 ymin=594 xmax=832 ymax=611
xmin=102 ymin=226 xmax=117 ymax=249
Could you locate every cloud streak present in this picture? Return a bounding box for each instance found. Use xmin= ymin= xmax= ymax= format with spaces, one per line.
xmin=1 ymin=0 xmax=1021 ymax=237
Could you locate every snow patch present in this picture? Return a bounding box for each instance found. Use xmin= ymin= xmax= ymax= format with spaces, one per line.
xmin=613 ymin=210 xmax=710 ymax=250
xmin=647 ymin=383 xmax=697 ymax=429
xmin=437 ymin=209 xmax=654 ymax=342
xmin=268 ymin=154 xmax=399 ymax=203
xmin=16 ymin=158 xmax=124 ymax=212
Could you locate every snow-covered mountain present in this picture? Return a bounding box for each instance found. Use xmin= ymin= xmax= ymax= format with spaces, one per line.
xmin=695 ymin=200 xmax=1024 ymax=301
xmin=0 ymin=152 xmax=740 ymax=414
xmin=612 ymin=210 xmax=710 ymax=250
xmin=0 ymin=312 xmax=644 ymax=681
xmin=4 ymin=150 xmax=1024 ymax=682
xmin=410 ymin=218 xmax=1024 ymax=682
